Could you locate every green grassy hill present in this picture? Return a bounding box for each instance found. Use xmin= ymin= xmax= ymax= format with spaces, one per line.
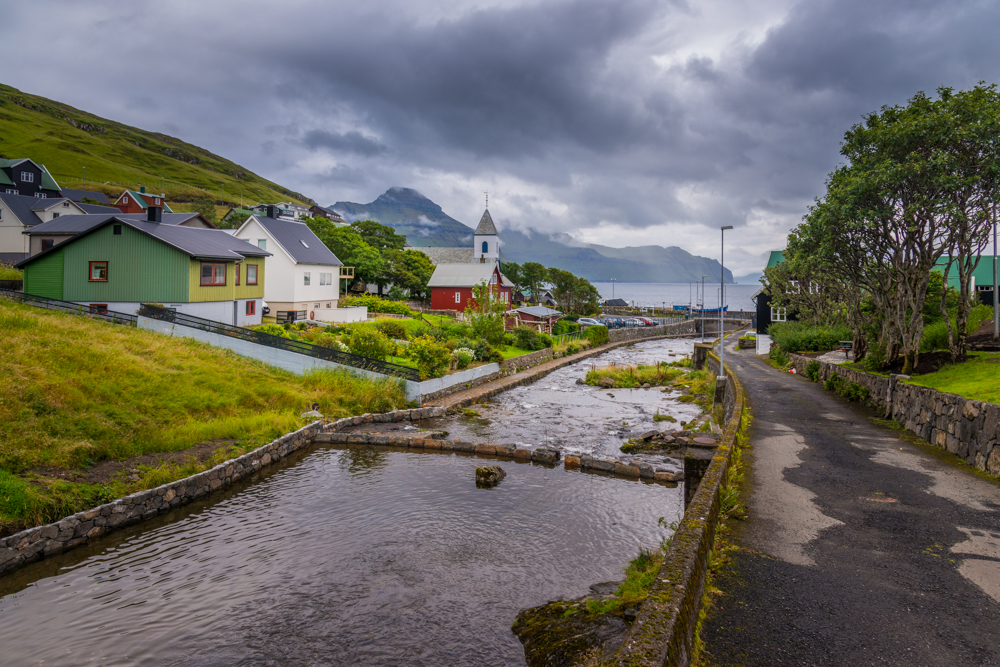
xmin=0 ymin=83 xmax=310 ymax=207
xmin=0 ymin=298 xmax=409 ymax=535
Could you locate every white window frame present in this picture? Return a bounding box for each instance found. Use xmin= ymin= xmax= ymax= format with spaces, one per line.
xmin=789 ymin=280 xmax=800 ymax=294
xmin=123 ymin=196 xmax=129 ymax=204
xmin=303 ymin=272 xmax=311 ymax=286
xmin=34 ymin=193 xmax=46 ymax=199
xmin=771 ymin=306 xmax=787 ymax=322
xmin=5 ymin=189 xmax=17 ymax=195
xmin=20 ymin=171 xmax=34 ymax=183
xmin=455 ymin=291 xmax=461 ymax=303
xmin=257 ymin=239 xmax=267 ymax=250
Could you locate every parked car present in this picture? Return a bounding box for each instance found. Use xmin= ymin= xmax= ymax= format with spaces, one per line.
xmin=577 ymin=317 xmax=601 ymax=326
xmin=635 ymin=317 xmax=655 ymax=326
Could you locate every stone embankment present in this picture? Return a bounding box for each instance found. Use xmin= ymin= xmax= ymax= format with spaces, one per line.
xmin=788 ymin=353 xmax=1000 ymax=476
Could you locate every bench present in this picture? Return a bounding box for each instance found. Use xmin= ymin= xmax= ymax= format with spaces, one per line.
xmin=839 ymin=340 xmax=853 ymax=358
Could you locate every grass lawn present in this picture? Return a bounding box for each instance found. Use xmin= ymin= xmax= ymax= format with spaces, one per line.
xmin=0 ymin=298 xmax=411 ymax=534
xmin=904 ymin=352 xmax=1000 ymax=404
xmin=498 ymin=346 xmax=536 ymax=359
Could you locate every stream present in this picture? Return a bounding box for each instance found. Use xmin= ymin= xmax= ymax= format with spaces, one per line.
xmin=0 ymin=337 xmax=697 ymax=666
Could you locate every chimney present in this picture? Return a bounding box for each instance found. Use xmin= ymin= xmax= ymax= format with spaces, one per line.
xmin=267 ymin=204 xmax=277 ymax=218
xmin=140 ymin=185 xmax=146 ymax=194
xmin=147 ymin=206 xmax=162 ymax=223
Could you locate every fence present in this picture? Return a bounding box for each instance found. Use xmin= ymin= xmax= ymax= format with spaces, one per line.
xmin=0 ymin=280 xmax=23 ymax=291
xmin=551 ymin=330 xmax=588 ymax=344
xmin=0 ymin=288 xmax=137 ymax=326
xmin=138 ymin=304 xmax=420 ymax=381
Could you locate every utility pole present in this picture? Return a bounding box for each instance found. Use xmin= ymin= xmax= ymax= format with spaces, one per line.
xmin=83 ymin=166 xmax=86 ymax=188
xmin=720 ymin=226 xmax=733 ymax=374
xmin=994 ymin=206 xmax=998 ymax=340
xmin=700 ymin=275 xmax=708 ymax=340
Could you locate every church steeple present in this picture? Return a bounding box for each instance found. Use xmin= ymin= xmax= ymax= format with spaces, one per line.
xmin=473 ymin=208 xmax=499 ymax=263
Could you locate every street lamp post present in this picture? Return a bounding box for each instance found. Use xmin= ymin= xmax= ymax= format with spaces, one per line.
xmin=993 ymin=209 xmax=998 ymax=340
xmin=720 ymin=226 xmax=734 ymax=376
xmin=700 ymin=275 xmax=708 ymax=340
xmin=611 ymin=278 xmax=616 ymax=301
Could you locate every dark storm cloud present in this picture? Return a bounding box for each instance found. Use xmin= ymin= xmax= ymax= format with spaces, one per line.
xmin=5 ymin=0 xmax=1000 ymax=272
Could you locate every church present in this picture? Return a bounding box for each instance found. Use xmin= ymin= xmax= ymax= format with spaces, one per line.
xmin=425 ymin=208 xmax=514 ymax=312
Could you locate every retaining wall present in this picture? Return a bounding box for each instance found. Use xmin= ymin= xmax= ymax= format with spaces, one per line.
xmin=613 ymin=346 xmax=745 ymax=667
xmin=0 ymin=407 xmax=446 ymax=577
xmin=789 ymin=353 xmax=1000 ymax=476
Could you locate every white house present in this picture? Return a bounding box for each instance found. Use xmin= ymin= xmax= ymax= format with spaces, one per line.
xmin=0 ymin=193 xmax=118 ymax=264
xmin=235 ymin=208 xmax=358 ymax=322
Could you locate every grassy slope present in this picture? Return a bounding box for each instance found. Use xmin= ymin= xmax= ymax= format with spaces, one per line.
xmin=905 ymin=352 xmax=1000 ymax=404
xmin=0 ymin=83 xmax=309 ymax=207
xmin=0 ymin=299 xmax=410 ymax=533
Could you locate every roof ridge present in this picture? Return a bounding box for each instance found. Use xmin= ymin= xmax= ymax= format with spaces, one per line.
xmin=474 ymin=208 xmax=498 ymax=235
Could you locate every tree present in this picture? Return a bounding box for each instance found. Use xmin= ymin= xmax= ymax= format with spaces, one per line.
xmin=191 ymin=198 xmax=218 ymax=224
xmin=306 ymin=218 xmax=383 ymax=286
xmin=387 ymin=249 xmax=435 ymax=301
xmin=468 ymin=280 xmax=508 ymax=346
xmin=520 ymin=262 xmax=549 ymax=303
xmin=217 ymin=210 xmax=250 ymax=230
xmin=546 ymin=268 xmax=601 ymax=315
xmin=350 ymin=220 xmax=406 ymax=252
xmin=501 ymin=261 xmax=524 ymax=298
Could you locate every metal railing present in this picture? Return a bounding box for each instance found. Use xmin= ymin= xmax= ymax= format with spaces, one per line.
xmin=0 ymin=280 xmax=23 ymax=291
xmin=551 ymin=329 xmax=588 ymax=344
xmin=0 ymin=288 xmax=137 ymax=325
xmin=138 ymin=304 xmax=420 ymax=381
xmin=276 ymin=310 xmax=307 ymax=323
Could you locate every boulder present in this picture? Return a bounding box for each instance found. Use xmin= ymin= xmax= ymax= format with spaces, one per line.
xmin=476 ymin=465 xmax=506 ymax=487
xmin=600 ymin=377 xmax=616 ymax=388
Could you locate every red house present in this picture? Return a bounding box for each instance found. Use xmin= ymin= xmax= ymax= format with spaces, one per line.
xmin=506 ymin=305 xmax=562 ymax=333
xmin=427 ymin=263 xmax=513 ymax=312
xmin=113 ymin=187 xmax=173 ymax=214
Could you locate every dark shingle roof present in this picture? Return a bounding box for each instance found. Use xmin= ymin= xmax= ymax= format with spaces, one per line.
xmin=249 ymin=215 xmax=343 ymax=266
xmin=59 ymin=189 xmax=112 ymax=205
xmin=17 ymin=216 xmax=270 ymax=268
xmin=0 ymin=252 xmax=27 ymax=265
xmin=474 ymin=209 xmax=498 ymax=235
xmin=0 ymin=159 xmax=60 ymax=191
xmin=516 ymin=305 xmax=562 ymax=318
xmin=26 ymin=212 xmax=212 ymax=235
xmin=0 ymin=193 xmax=47 ymax=226
xmin=415 ymin=246 xmax=474 ymax=264
xmin=79 ymin=203 xmax=121 ymax=214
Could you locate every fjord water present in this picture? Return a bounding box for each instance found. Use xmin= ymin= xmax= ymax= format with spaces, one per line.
xmin=0 ymin=338 xmax=688 ymax=666
xmin=591 ymin=282 xmax=759 ymax=311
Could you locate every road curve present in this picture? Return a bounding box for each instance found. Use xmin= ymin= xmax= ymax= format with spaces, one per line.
xmin=700 ymin=338 xmax=1000 ymax=666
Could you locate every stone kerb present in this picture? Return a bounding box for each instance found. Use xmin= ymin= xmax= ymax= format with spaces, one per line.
xmin=612 ymin=350 xmax=745 ymax=667
xmin=0 ymin=407 xmax=446 ymax=577
xmin=788 ymin=353 xmax=1000 ymax=477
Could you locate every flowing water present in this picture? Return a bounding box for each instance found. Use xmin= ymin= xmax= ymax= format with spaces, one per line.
xmin=0 ymin=337 xmax=696 ymax=666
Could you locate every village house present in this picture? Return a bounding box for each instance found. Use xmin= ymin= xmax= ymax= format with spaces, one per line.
xmin=59 ymin=188 xmax=113 ymax=206
xmin=112 ymin=187 xmax=173 ymax=215
xmin=0 ymin=193 xmax=119 ymax=264
xmin=234 ymin=207 xmax=351 ymax=322
xmin=17 ymin=213 xmax=269 ymax=325
xmin=506 ymin=305 xmax=562 ymax=333
xmin=0 ymin=158 xmax=62 ymax=199
xmin=427 ymin=262 xmax=513 ymax=312
xmin=308 ymin=205 xmax=348 ymax=224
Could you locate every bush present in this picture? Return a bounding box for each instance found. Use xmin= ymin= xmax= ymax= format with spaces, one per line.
xmin=375 ymin=319 xmax=408 ymax=340
xmin=539 ymin=332 xmax=553 ymax=348
xmin=503 ymin=332 xmax=516 ymax=346
xmin=566 ymin=342 xmax=580 ymax=355
xmin=805 ymin=360 xmax=821 ymax=382
xmin=769 ymin=345 xmax=789 ymax=367
xmin=472 ymin=339 xmax=503 ymax=363
xmin=349 ymin=328 xmax=394 ymax=360
xmin=768 ymin=322 xmax=852 ymax=352
xmin=453 ymin=347 xmax=475 ymax=370
xmin=408 ymin=335 xmax=451 ymax=379
xmin=254 ymin=323 xmax=290 ymax=338
xmin=341 ymin=294 xmax=413 ymax=316
xmin=552 ymin=319 xmax=580 ymax=336
xmin=585 ymin=325 xmax=609 ymax=346
xmin=514 ymin=326 xmax=545 ymax=351
xmin=920 ymin=304 xmax=994 ymax=352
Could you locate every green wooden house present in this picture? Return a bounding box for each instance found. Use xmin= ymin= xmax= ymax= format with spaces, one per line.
xmin=17 ymin=215 xmax=270 ymax=325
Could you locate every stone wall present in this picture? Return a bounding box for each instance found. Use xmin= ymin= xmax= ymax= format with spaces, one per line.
xmin=0 ymin=407 xmax=445 ymax=577
xmin=612 ymin=350 xmax=745 ymax=666
xmin=500 ymin=347 xmax=554 ymax=372
xmin=789 ymin=354 xmax=1000 ymax=476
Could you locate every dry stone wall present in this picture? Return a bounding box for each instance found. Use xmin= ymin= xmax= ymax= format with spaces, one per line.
xmin=789 ymin=354 xmax=1000 ymax=477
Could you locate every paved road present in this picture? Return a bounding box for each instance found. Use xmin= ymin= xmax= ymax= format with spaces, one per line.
xmin=701 ymin=339 xmax=1000 ymax=666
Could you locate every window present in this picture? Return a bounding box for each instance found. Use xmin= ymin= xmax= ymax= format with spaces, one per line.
xmin=20 ymin=171 xmax=34 ymax=183
xmin=89 ymin=261 xmax=108 ymax=281
xmin=235 ymin=264 xmax=241 ymax=285
xmin=246 ymin=300 xmax=256 ymax=316
xmin=123 ymin=196 xmax=129 ymax=204
xmin=246 ymin=264 xmax=258 ymax=285
xmin=455 ymin=291 xmax=461 ymax=303
xmin=52 ymin=213 xmax=59 ymax=219
xmin=41 ymin=239 xmax=54 ymax=251
xmin=200 ymin=262 xmax=226 ymax=286
xmin=789 ymin=280 xmax=800 ymax=294
xmin=154 ymin=197 xmax=160 ymax=205
xmin=62 ymin=202 xmax=70 ymax=207
xmin=771 ymin=307 xmax=787 ymax=322
xmin=34 ymin=193 xmax=46 ymax=199
xmin=88 ymin=304 xmax=108 ymax=315
xmin=0 ymin=208 xmax=3 ymax=220
xmin=320 ymin=272 xmax=334 ymax=285
xmin=314 ymin=303 xmax=320 ymax=308
xmin=5 ymin=189 xmax=18 ymax=195
xmin=303 ymin=272 xmax=311 ymax=286
xmin=113 ymin=225 xmax=122 ymax=235
xmin=809 ymin=282 xmax=821 ymax=294
xmin=326 ymin=302 xmax=332 ymax=308
xmin=482 ymin=241 xmax=488 ymax=254
xmin=257 ymin=239 xmax=267 ymax=250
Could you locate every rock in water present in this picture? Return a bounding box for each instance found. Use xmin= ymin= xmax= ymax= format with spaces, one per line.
xmin=476 ymin=465 xmax=506 ymax=487
xmin=600 ymin=377 xmax=616 ymax=388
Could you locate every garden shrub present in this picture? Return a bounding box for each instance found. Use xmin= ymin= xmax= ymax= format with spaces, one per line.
xmin=375 ymin=319 xmax=408 ymax=340
xmin=539 ymin=332 xmax=552 ymax=348
xmin=805 ymin=360 xmax=821 ymax=382
xmin=341 ymin=294 xmax=413 ymax=316
xmin=503 ymin=332 xmax=516 ymax=346
xmin=408 ymin=335 xmax=451 ymax=379
xmin=769 ymin=345 xmax=789 ymax=366
xmin=823 ymin=373 xmax=843 ymax=392
xmin=585 ymin=325 xmax=609 ymax=346
xmin=514 ymin=326 xmax=544 ymax=351
xmin=566 ymin=342 xmax=580 ymax=355
xmin=254 ymin=323 xmax=290 ymax=338
xmin=349 ymin=328 xmax=394 ymax=360
xmin=552 ymin=319 xmax=580 ymax=336
xmin=453 ymin=347 xmax=475 ymax=370
xmin=472 ymin=339 xmax=503 ymax=363
xmin=841 ymin=381 xmax=869 ymax=402
xmin=768 ymin=322 xmax=852 ymax=352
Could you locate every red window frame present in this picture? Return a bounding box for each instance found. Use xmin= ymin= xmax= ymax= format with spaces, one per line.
xmin=89 ymin=304 xmax=108 ymax=314
xmin=200 ymin=262 xmax=227 ymax=286
xmin=88 ymin=261 xmax=108 ymax=282
xmin=235 ymin=264 xmax=241 ymax=286
xmin=246 ymin=300 xmax=256 ymax=316
xmin=246 ymin=264 xmax=258 ymax=285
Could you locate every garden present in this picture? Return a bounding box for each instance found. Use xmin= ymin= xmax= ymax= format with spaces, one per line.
xmin=255 ymin=292 xmax=610 ymax=380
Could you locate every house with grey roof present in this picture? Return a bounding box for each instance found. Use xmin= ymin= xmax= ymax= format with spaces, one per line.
xmin=0 ymin=158 xmax=61 ymax=199
xmin=16 ymin=213 xmax=270 ymax=326
xmin=506 ymin=305 xmax=562 ymax=333
xmin=59 ymin=188 xmax=113 ymax=206
xmin=1 ymin=193 xmax=121 ymax=262
xmin=427 ymin=261 xmax=513 ymax=312
xmin=408 ymin=207 xmax=502 ymax=267
xmin=233 ymin=207 xmax=351 ymax=322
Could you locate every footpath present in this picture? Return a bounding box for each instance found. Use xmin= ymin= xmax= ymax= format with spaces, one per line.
xmin=701 ymin=338 xmax=1000 ymax=666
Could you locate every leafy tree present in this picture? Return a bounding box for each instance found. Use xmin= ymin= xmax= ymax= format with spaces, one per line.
xmin=501 ymin=261 xmax=524 ymax=297
xmin=520 ymin=262 xmax=549 ymax=303
xmin=191 ymin=198 xmax=218 ymax=224
xmin=387 ymin=249 xmax=435 ymax=300
xmin=217 ymin=210 xmax=251 ymax=229
xmin=350 ymin=219 xmax=406 ymax=252
xmin=468 ymin=280 xmax=509 ymax=346
xmin=408 ymin=335 xmax=451 ymax=379
xmin=306 ymin=218 xmax=384 ymax=286
xmin=547 ymin=268 xmax=601 ymax=315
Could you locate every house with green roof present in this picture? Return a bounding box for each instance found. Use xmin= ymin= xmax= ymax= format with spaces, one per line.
xmin=935 ymin=255 xmax=999 ymax=305
xmin=17 ymin=214 xmax=270 ymax=326
xmin=112 ymin=187 xmax=174 ymax=215
xmin=0 ymin=158 xmax=61 ymax=199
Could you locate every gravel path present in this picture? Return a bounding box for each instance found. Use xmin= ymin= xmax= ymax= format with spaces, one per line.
xmin=701 ymin=338 xmax=1000 ymax=666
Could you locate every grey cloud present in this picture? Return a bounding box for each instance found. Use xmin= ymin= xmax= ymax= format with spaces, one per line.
xmin=300 ymin=129 xmax=387 ymax=156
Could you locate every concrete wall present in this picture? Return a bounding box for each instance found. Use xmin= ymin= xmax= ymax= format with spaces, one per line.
xmin=415 ymin=362 xmax=501 ymax=396
xmin=789 ymin=353 xmax=1000 ymax=477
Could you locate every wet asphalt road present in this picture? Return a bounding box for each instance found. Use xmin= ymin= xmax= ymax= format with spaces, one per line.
xmin=700 ymin=340 xmax=1000 ymax=666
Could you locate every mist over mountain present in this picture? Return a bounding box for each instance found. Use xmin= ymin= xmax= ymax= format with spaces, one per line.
xmin=333 ymin=188 xmax=734 ymax=283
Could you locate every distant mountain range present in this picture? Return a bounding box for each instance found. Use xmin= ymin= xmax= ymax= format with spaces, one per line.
xmin=333 ymin=187 xmax=734 ymax=283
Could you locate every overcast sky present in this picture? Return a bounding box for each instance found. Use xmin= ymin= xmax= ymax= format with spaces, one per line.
xmin=5 ymin=0 xmax=1000 ymax=275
